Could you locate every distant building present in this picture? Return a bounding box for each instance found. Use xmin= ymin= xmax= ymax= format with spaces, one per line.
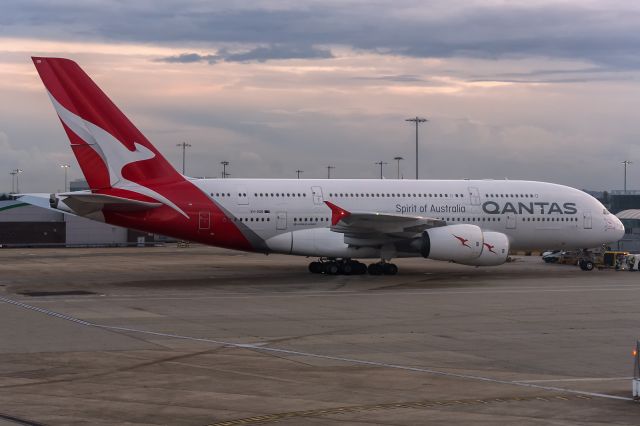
xmin=69 ymin=179 xmax=89 ymax=192
xmin=586 ymin=190 xmax=640 ymax=252
xmin=0 ymin=200 xmax=162 ymax=247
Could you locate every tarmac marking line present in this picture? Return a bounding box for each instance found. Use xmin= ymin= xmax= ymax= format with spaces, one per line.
xmin=517 ymin=377 xmax=631 ymax=383
xmin=205 ymin=394 xmax=596 ymax=426
xmin=0 ymin=412 xmax=46 ymax=426
xmin=0 ymin=295 xmax=633 ymax=407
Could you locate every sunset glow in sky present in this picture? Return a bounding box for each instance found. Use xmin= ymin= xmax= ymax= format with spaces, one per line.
xmin=3 ymin=1 xmax=640 ymax=192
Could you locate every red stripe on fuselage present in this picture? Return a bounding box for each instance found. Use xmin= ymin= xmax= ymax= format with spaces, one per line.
xmin=101 ymin=180 xmax=254 ymax=252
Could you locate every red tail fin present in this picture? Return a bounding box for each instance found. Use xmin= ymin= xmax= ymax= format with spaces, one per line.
xmin=32 ymin=57 xmax=183 ymax=190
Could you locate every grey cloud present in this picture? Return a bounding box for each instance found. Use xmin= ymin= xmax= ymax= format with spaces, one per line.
xmin=157 ymin=45 xmax=333 ymax=64
xmin=356 ymin=75 xmax=426 ymax=82
xmin=5 ymin=1 xmax=640 ymax=71
xmin=468 ymin=66 xmax=638 ymax=84
xmin=222 ymin=45 xmax=333 ymax=62
xmin=157 ymin=53 xmax=219 ymax=64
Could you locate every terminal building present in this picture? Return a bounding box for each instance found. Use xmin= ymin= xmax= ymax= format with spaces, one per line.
xmin=0 ymin=179 xmax=162 ymax=247
xmin=589 ymin=190 xmax=640 ymax=252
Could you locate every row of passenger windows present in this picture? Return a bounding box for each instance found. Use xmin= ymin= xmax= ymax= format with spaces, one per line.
xmin=444 ymin=217 xmax=501 ymax=222
xmin=233 ymin=216 xmax=578 ymax=225
xmin=438 ymin=217 xmax=578 ymax=223
xmin=212 ymin=192 xmax=307 ymax=198
xmin=523 ymin=217 xmax=577 ymax=222
xmin=294 ymin=217 xmax=329 ymax=222
xmin=212 ymin=192 xmax=541 ymax=200
xmin=329 ymin=192 xmax=464 ymax=198
xmin=486 ymin=193 xmax=538 ymax=198
xmin=234 ymin=217 xmax=270 ymax=222
xmin=232 ymin=216 xmax=577 ymax=224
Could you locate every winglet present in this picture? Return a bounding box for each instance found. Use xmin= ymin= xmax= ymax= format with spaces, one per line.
xmin=324 ymin=201 xmax=351 ymax=226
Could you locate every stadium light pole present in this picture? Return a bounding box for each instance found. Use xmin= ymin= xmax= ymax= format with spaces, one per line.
xmin=623 ymin=160 xmax=633 ymax=193
xmin=393 ymin=156 xmax=404 ymax=179
xmin=326 ymin=165 xmax=335 ymax=179
xmin=60 ymin=164 xmax=70 ymax=192
xmin=177 ymin=142 xmax=191 ymax=175
xmin=375 ymin=161 xmax=388 ymax=179
xmin=13 ymin=169 xmax=23 ymax=193
xmin=405 ymin=117 xmax=427 ymax=180
xmin=220 ymin=161 xmax=229 ymax=178
xmin=296 ymin=169 xmax=303 ymax=179
xmin=9 ymin=171 xmax=16 ymax=193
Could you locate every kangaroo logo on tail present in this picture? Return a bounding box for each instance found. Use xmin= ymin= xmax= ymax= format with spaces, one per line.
xmin=49 ymin=92 xmax=188 ymax=218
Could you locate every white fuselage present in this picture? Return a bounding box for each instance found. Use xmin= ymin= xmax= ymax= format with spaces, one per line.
xmin=191 ymin=178 xmax=624 ymax=258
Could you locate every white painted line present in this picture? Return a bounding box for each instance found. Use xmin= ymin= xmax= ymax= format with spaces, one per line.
xmin=0 ymin=295 xmax=633 ymax=402
xmin=517 ymin=377 xmax=632 ymax=383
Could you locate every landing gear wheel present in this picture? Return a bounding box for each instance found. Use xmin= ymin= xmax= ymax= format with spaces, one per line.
xmin=354 ymin=262 xmax=368 ymax=275
xmin=368 ymin=263 xmax=384 ymax=275
xmin=382 ymin=263 xmax=398 ymax=275
xmin=309 ymin=261 xmax=323 ymax=274
xmin=341 ymin=262 xmax=354 ymax=275
xmin=324 ymin=262 xmax=340 ymax=275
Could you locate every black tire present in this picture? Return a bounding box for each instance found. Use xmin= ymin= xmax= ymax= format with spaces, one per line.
xmin=354 ymin=262 xmax=367 ymax=275
xmin=583 ymin=261 xmax=594 ymax=271
xmin=324 ymin=262 xmax=340 ymax=275
xmin=383 ymin=263 xmax=398 ymax=275
xmin=309 ymin=262 xmax=322 ymax=274
xmin=341 ymin=262 xmax=353 ymax=275
xmin=368 ymin=263 xmax=383 ymax=275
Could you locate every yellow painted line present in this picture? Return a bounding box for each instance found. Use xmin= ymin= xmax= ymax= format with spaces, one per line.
xmin=206 ymin=394 xmax=593 ymax=426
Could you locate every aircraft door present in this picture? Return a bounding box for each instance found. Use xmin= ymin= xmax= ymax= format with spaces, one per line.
xmin=506 ymin=214 xmax=517 ymax=229
xmin=236 ymin=186 xmax=249 ymax=205
xmin=583 ymin=211 xmax=592 ymax=229
xmin=276 ymin=212 xmax=287 ymax=230
xmin=311 ymin=186 xmax=324 ymax=205
xmin=198 ymin=211 xmax=211 ymax=230
xmin=468 ymin=186 xmax=481 ymax=206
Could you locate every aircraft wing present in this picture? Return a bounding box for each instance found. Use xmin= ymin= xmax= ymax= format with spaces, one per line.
xmin=324 ymin=201 xmax=445 ymax=243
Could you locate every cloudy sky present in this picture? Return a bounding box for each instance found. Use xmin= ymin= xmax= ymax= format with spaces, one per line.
xmin=2 ymin=0 xmax=640 ymax=193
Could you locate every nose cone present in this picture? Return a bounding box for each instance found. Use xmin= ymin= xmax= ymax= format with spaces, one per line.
xmin=613 ymin=215 xmax=626 ymax=241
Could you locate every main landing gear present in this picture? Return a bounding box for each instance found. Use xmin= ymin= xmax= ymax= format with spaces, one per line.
xmin=308 ymin=259 xmax=398 ymax=275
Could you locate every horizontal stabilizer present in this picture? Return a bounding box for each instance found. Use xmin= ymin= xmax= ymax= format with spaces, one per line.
xmin=19 ymin=192 xmax=162 ymax=217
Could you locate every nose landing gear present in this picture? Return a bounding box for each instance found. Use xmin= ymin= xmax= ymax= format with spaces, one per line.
xmin=308 ymin=259 xmax=398 ymax=275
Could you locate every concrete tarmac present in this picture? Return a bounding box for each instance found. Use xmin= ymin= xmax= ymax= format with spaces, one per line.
xmin=1 ymin=245 xmax=639 ymax=425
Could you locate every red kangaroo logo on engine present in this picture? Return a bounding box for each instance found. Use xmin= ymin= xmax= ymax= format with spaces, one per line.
xmin=453 ymin=235 xmax=470 ymax=248
xmin=483 ymin=242 xmax=496 ymax=254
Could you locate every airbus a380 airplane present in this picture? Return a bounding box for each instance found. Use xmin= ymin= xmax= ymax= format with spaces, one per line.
xmin=20 ymin=57 xmax=625 ymax=275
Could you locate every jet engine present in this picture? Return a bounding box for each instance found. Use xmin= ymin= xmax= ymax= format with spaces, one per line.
xmin=413 ymin=225 xmax=510 ymax=266
xmin=417 ymin=224 xmax=484 ymax=262
xmin=458 ymin=231 xmax=510 ymax=266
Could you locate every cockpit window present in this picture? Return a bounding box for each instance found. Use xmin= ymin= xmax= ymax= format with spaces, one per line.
xmin=603 ymin=209 xmax=610 ymax=215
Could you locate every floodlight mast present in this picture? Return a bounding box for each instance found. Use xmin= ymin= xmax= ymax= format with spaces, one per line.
xmin=220 ymin=161 xmax=230 ymax=178
xmin=375 ymin=161 xmax=388 ymax=179
xmin=326 ymin=165 xmax=335 ymax=179
xmin=405 ymin=117 xmax=427 ymax=179
xmin=622 ymin=160 xmax=632 ymax=193
xmin=177 ymin=142 xmax=191 ymax=175
xmin=60 ymin=164 xmax=70 ymax=192
xmin=393 ymin=156 xmax=403 ymax=179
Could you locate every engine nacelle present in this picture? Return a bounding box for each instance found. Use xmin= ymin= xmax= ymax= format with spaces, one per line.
xmin=418 ymin=224 xmax=484 ymax=262
xmin=458 ymin=231 xmax=510 ymax=266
